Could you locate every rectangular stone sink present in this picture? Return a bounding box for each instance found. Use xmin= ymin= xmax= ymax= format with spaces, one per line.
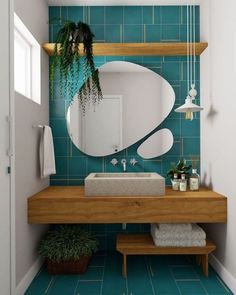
xmin=85 ymin=172 xmax=165 ymax=196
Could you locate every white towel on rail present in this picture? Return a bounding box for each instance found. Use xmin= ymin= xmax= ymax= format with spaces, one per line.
xmin=157 ymin=223 xmax=192 ymax=232
xmin=151 ymin=223 xmax=206 ymax=241
xmin=39 ymin=125 xmax=56 ymax=178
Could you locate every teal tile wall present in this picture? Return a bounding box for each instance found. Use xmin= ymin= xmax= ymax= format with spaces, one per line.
xmin=49 ymin=6 xmax=200 ymax=250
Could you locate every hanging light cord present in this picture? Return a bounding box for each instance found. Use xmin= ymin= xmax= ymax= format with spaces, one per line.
xmin=190 ymin=5 xmax=193 ymax=88
xmin=187 ymin=4 xmax=190 ymax=93
xmin=193 ymin=5 xmax=196 ymax=86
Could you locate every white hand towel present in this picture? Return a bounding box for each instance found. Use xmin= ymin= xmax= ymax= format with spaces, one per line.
xmin=40 ymin=126 xmax=56 ymax=178
xmin=151 ymin=223 xmax=206 ymax=241
xmin=157 ymin=223 xmax=192 ymax=232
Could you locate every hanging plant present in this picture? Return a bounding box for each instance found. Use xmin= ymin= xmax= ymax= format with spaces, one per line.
xmin=50 ymin=20 xmax=102 ymax=111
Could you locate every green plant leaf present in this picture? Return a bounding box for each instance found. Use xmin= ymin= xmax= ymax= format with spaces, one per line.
xmin=38 ymin=225 xmax=98 ymax=263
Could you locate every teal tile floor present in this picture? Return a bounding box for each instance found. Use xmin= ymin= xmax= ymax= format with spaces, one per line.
xmin=25 ymin=252 xmax=233 ymax=295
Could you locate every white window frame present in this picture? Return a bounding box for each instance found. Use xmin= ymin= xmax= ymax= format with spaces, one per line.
xmin=14 ymin=13 xmax=41 ymax=104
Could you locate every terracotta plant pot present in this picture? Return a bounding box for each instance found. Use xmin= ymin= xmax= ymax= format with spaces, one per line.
xmin=47 ymin=256 xmax=90 ymax=275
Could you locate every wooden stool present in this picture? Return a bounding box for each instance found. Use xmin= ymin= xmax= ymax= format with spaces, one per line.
xmin=116 ymin=234 xmax=216 ymax=278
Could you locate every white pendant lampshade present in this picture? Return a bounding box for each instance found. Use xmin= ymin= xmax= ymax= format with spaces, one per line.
xmin=175 ymin=96 xmax=203 ymax=121
xmin=175 ymin=96 xmax=203 ymax=113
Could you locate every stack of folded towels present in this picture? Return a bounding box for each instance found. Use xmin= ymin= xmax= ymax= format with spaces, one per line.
xmin=151 ymin=223 xmax=206 ymax=247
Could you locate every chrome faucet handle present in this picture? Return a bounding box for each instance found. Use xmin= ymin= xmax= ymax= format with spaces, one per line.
xmin=130 ymin=158 xmax=138 ymax=166
xmin=121 ymin=159 xmax=127 ymax=172
xmin=110 ymin=158 xmax=118 ymax=166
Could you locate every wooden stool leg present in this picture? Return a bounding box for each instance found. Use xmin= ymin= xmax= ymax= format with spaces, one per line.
xmin=122 ymin=254 xmax=127 ymax=278
xmin=196 ymin=255 xmax=202 ymax=266
xmin=201 ymin=254 xmax=209 ymax=277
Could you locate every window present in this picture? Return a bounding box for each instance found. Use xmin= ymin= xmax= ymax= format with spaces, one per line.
xmin=14 ymin=13 xmax=41 ymax=104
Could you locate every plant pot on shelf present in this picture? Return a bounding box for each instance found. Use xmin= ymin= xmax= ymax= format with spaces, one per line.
xmin=47 ymin=256 xmax=90 ymax=275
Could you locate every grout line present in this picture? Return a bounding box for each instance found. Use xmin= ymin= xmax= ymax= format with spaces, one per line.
xmin=216 ymin=275 xmax=232 ymax=293
xmin=45 ymin=276 xmax=56 ymax=294
xmin=73 ymin=275 xmax=80 ymax=295
xmin=144 ymin=24 xmax=146 ymax=42
xmin=169 ymin=266 xmax=183 ymax=295
xmin=152 ymin=6 xmax=155 ymax=25
xmin=102 ymin=157 xmax=105 ymax=172
xmin=99 ymin=254 xmax=106 ymax=295
xmin=198 ymin=279 xmax=210 ymax=295
xmin=120 ymin=24 xmax=123 ymax=43
xmin=175 ymin=278 xmax=200 ymax=282
xmin=191 ymin=264 xmax=209 ymax=295
xmin=88 ymin=6 xmax=90 ymax=25
xmin=145 ymin=256 xmax=156 ymax=295
xmin=79 ymin=279 xmax=103 ymax=282
xmin=141 ymin=6 xmax=144 ymax=42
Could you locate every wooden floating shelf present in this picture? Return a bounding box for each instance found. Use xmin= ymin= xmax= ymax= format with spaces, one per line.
xmin=28 ymin=186 xmax=227 ymax=224
xmin=42 ymin=42 xmax=208 ymax=56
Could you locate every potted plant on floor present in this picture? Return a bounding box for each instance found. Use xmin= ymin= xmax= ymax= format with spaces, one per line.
xmin=39 ymin=225 xmax=98 ymax=274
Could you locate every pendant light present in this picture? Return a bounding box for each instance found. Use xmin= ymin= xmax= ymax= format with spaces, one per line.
xmin=175 ymin=5 xmax=203 ymax=120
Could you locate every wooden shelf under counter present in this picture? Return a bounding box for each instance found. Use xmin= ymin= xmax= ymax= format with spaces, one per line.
xmin=28 ymin=186 xmax=227 ymax=224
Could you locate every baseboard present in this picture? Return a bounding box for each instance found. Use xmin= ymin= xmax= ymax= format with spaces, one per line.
xmin=16 ymin=257 xmax=44 ymax=295
xmin=209 ymin=253 xmax=236 ymax=294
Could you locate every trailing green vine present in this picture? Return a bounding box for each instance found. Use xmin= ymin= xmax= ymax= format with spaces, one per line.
xmin=50 ymin=20 xmax=102 ymax=111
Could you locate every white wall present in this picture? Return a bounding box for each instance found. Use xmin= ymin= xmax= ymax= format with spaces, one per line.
xmin=14 ymin=0 xmax=49 ymax=288
xmin=201 ymin=0 xmax=236 ymax=292
xmin=0 ymin=1 xmax=13 ymax=294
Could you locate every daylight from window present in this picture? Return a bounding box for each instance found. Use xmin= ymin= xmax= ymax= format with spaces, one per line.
xmin=14 ymin=13 xmax=41 ymax=104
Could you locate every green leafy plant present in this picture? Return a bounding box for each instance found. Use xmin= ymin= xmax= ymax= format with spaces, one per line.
xmin=38 ymin=225 xmax=98 ymax=263
xmin=50 ymin=20 xmax=102 ymax=111
xmin=167 ymin=158 xmax=192 ymax=179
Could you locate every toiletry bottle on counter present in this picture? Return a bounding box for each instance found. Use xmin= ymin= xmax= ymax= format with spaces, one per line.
xmin=172 ymin=173 xmax=179 ymax=191
xmin=179 ymin=174 xmax=187 ymax=191
xmin=189 ymin=168 xmax=200 ymax=191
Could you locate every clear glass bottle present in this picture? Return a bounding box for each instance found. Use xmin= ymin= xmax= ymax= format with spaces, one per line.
xmin=171 ymin=173 xmax=179 ymax=191
xmin=189 ymin=168 xmax=200 ymax=191
xmin=179 ymin=174 xmax=187 ymax=192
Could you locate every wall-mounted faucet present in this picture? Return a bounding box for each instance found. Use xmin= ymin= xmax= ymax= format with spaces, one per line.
xmin=121 ymin=159 xmax=127 ymax=172
xmin=110 ymin=158 xmax=118 ymax=166
xmin=111 ymin=158 xmax=137 ymax=171
xmin=130 ymin=158 xmax=138 ymax=166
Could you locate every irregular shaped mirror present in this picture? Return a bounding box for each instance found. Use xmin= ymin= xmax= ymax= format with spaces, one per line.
xmin=137 ymin=129 xmax=174 ymax=159
xmin=67 ymin=61 xmax=175 ymax=157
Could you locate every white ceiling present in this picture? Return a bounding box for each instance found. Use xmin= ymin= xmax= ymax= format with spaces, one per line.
xmin=47 ymin=0 xmax=202 ymax=6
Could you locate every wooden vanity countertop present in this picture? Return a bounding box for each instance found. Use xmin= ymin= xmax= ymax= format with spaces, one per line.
xmin=28 ymin=186 xmax=227 ymax=224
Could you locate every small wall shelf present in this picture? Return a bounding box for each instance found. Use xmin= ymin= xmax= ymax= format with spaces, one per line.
xmin=42 ymin=42 xmax=208 ymax=56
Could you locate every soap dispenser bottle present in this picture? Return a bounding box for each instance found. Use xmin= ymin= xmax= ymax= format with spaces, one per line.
xmin=189 ymin=168 xmax=200 ymax=191
xmin=179 ymin=174 xmax=187 ymax=192
xmin=172 ymin=173 xmax=179 ymax=191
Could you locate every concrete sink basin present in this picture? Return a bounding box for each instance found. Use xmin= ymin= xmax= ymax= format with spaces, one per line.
xmin=85 ymin=172 xmax=165 ymax=196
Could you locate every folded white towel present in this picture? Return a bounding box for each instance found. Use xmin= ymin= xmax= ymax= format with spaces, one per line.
xmin=152 ymin=237 xmax=206 ymax=247
xmin=39 ymin=126 xmax=56 ymax=178
xmin=151 ymin=223 xmax=206 ymax=241
xmin=157 ymin=223 xmax=192 ymax=232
